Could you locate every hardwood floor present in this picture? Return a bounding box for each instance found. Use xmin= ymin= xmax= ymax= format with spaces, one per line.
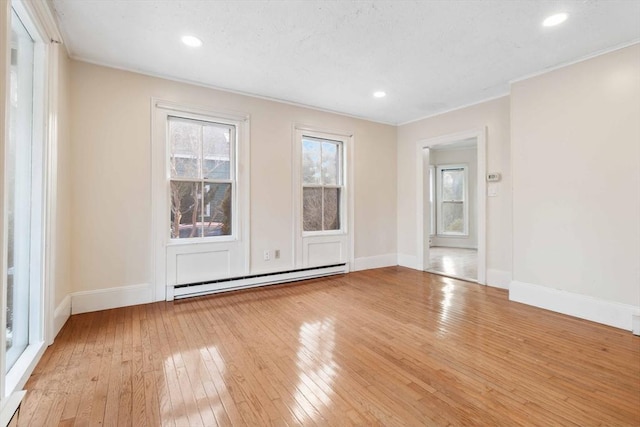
xmin=20 ymin=267 xmax=640 ymax=426
xmin=428 ymin=247 xmax=477 ymax=281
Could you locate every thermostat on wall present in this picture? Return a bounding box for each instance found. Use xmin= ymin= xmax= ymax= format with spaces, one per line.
xmin=487 ymin=173 xmax=501 ymax=182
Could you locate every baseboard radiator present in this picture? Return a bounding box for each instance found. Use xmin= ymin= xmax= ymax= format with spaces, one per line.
xmin=173 ymin=263 xmax=348 ymax=299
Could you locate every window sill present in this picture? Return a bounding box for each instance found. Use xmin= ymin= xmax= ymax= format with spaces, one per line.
xmin=436 ymin=233 xmax=470 ymax=238
xmin=168 ymin=236 xmax=237 ymax=246
xmin=5 ymin=341 xmax=46 ymax=398
xmin=302 ymin=230 xmax=346 ymax=238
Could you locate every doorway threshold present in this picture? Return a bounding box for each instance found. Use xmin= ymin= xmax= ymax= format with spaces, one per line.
xmin=425 ymin=269 xmax=478 ymax=284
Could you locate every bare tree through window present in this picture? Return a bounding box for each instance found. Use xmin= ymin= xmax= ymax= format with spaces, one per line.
xmin=169 ymin=116 xmax=233 ymax=238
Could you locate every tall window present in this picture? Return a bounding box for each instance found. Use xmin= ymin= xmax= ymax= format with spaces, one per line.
xmin=302 ymin=136 xmax=343 ymax=232
xmin=437 ymin=165 xmax=468 ymax=236
xmin=168 ymin=116 xmax=234 ymax=239
xmin=5 ymin=7 xmax=45 ymax=375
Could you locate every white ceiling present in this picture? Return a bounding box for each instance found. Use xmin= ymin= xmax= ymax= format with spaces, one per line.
xmin=51 ymin=0 xmax=640 ymax=125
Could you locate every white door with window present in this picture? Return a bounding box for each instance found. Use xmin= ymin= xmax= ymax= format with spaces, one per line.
xmin=152 ymin=102 xmax=250 ymax=300
xmin=294 ymin=127 xmax=352 ymax=269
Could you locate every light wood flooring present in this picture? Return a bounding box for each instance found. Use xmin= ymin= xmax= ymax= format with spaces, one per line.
xmin=19 ymin=267 xmax=640 ymax=426
xmin=428 ymin=246 xmax=477 ymax=281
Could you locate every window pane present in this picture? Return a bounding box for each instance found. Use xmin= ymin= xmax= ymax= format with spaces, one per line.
xmin=169 ymin=118 xmax=201 ymax=179
xmin=6 ymin=9 xmax=35 ymax=371
xmin=203 ymin=183 xmax=232 ymax=236
xmin=302 ymin=138 xmax=321 ymax=184
xmin=323 ymin=188 xmax=340 ymax=230
xmin=170 ymin=181 xmax=202 ymax=238
xmin=442 ymin=202 xmax=464 ymax=233
xmin=203 ymin=124 xmax=231 ymax=180
xmin=322 ymin=141 xmax=339 ymax=185
xmin=442 ymin=169 xmax=464 ymax=201
xmin=303 ymin=187 xmax=322 ymax=231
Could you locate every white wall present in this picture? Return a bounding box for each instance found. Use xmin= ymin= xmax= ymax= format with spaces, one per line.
xmin=430 ymin=147 xmax=478 ymax=249
xmin=52 ymin=45 xmax=72 ymax=332
xmin=68 ymin=60 xmax=397 ymax=298
xmin=510 ymin=44 xmax=640 ymax=330
xmin=397 ymin=96 xmax=512 ymax=288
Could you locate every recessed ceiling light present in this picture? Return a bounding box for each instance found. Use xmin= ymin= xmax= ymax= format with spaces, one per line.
xmin=373 ymin=91 xmax=386 ymax=98
xmin=181 ymin=35 xmax=203 ymax=47
xmin=542 ymin=13 xmax=568 ymax=27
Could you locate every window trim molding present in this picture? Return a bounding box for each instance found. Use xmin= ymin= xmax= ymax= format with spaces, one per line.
xmin=435 ymin=163 xmax=469 ymax=237
xmin=429 ymin=165 xmax=435 ymax=237
xmin=292 ymin=124 xmax=354 ymax=270
xmin=151 ymin=99 xmax=250 ymax=301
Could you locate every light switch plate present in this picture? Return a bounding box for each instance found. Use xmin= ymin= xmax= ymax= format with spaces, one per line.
xmin=488 ymin=183 xmax=499 ymax=197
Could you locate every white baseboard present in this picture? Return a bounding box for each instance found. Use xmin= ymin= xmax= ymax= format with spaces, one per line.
xmin=53 ymin=295 xmax=71 ymax=338
xmin=353 ymin=253 xmax=397 ymax=271
xmin=509 ymin=280 xmax=640 ymax=331
xmin=71 ymin=283 xmax=153 ymax=314
xmin=397 ymin=253 xmax=419 ymax=270
xmin=486 ymin=269 xmax=511 ymax=289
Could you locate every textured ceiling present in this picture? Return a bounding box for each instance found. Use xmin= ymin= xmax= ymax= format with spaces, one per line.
xmin=51 ymin=0 xmax=640 ymax=125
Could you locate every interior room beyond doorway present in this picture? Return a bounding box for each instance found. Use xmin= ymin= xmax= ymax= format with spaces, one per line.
xmin=428 ymin=246 xmax=478 ymax=281
xmin=427 ymin=138 xmax=478 ymax=282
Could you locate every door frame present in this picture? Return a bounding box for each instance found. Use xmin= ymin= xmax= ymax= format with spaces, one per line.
xmin=415 ymin=128 xmax=487 ymax=284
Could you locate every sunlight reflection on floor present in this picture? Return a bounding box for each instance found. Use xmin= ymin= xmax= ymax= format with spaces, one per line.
xmin=293 ymin=318 xmax=337 ymax=422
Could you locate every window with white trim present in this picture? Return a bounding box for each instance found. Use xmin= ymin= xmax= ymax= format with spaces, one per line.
xmin=436 ymin=164 xmax=468 ymax=236
xmin=168 ymin=116 xmax=235 ymax=239
xmin=301 ymin=136 xmax=343 ymax=232
xmin=429 ymin=165 xmax=435 ymax=236
xmin=3 ymin=0 xmax=53 ymax=397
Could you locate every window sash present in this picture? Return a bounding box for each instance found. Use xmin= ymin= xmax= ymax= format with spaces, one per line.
xmin=167 ymin=115 xmax=236 ymax=241
xmin=436 ymin=165 xmax=468 ymax=236
xmin=168 ymin=115 xmax=234 ymax=182
xmin=301 ymin=136 xmax=344 ymax=233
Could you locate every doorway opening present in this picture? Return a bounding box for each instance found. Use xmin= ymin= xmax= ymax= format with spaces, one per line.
xmin=428 ymin=140 xmax=477 ymax=281
xmin=415 ymin=129 xmax=486 ymax=284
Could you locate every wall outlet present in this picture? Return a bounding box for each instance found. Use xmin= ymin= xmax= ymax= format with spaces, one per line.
xmin=274 ymin=249 xmax=280 ymax=259
xmin=263 ymin=250 xmax=270 ymax=261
